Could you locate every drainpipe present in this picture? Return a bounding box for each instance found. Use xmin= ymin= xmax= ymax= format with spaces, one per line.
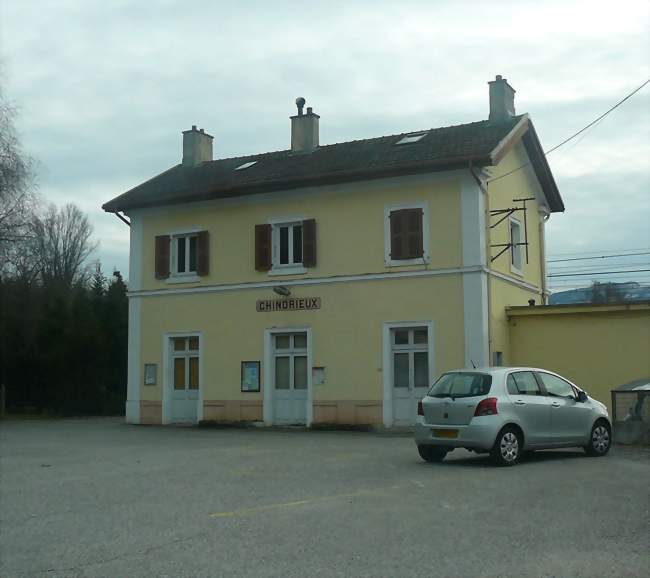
xmin=468 ymin=162 xmax=493 ymax=364
xmin=539 ymin=209 xmax=550 ymax=304
xmin=112 ymin=211 xmax=131 ymax=227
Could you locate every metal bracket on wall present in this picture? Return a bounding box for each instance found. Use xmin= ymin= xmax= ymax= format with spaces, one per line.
xmin=489 ymin=197 xmax=534 ymax=263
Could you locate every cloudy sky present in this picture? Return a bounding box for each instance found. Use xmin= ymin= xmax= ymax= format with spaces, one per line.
xmin=2 ymin=0 xmax=649 ymax=290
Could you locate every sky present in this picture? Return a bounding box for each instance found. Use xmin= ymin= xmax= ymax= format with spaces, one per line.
xmin=1 ymin=0 xmax=649 ymax=291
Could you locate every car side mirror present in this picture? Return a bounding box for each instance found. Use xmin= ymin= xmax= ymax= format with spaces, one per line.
xmin=577 ymin=391 xmax=588 ymax=403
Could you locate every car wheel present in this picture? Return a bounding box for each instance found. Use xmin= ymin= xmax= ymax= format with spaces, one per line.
xmin=585 ymin=421 xmax=611 ymax=457
xmin=491 ymin=427 xmax=522 ymax=467
xmin=417 ymin=445 xmax=448 ymax=463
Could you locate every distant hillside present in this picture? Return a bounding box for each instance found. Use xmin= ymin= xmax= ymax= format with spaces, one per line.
xmin=549 ymin=282 xmax=650 ymax=304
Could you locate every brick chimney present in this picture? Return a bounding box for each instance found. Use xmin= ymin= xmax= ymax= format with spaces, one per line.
xmin=291 ymin=97 xmax=319 ymax=153
xmin=182 ymin=125 xmax=213 ymax=167
xmin=488 ymin=75 xmax=516 ymax=122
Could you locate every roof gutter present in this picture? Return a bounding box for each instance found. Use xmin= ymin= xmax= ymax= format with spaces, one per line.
xmin=102 ymin=153 xmax=493 ymax=213
xmin=112 ymin=211 xmax=131 ymax=227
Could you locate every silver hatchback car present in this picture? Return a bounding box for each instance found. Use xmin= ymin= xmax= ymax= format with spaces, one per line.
xmin=415 ymin=367 xmax=611 ymax=466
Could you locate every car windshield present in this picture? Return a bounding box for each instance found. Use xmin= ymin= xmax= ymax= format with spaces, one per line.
xmin=428 ymin=372 xmax=492 ymax=398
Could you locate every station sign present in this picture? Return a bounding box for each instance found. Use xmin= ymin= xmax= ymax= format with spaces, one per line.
xmin=256 ymin=297 xmax=321 ymax=312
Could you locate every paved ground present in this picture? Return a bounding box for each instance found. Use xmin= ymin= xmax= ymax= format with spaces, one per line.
xmin=0 ymin=418 xmax=648 ymax=578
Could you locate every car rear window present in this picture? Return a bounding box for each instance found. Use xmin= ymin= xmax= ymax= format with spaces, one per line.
xmin=428 ymin=372 xmax=492 ymax=399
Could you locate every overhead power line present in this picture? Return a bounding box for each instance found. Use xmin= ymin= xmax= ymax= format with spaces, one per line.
xmin=548 ymin=247 xmax=650 ymax=257
xmin=547 ymin=251 xmax=650 ymax=263
xmin=548 ymin=269 xmax=650 ymax=278
xmin=487 ymin=79 xmax=650 ymax=184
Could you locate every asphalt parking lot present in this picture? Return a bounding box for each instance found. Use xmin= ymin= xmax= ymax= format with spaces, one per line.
xmin=1 ymin=418 xmax=648 ymax=578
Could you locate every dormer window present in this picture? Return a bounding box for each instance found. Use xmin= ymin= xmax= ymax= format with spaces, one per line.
xmin=235 ymin=161 xmax=257 ymax=170
xmin=395 ymin=132 xmax=428 ymax=145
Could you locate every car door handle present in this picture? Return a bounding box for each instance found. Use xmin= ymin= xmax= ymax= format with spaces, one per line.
xmin=514 ymin=400 xmax=526 ymax=405
xmin=551 ymin=402 xmax=561 ymax=407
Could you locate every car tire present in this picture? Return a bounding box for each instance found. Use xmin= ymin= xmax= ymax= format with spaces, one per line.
xmin=491 ymin=426 xmax=522 ymax=467
xmin=417 ymin=445 xmax=448 ymax=463
xmin=584 ymin=421 xmax=611 ymax=457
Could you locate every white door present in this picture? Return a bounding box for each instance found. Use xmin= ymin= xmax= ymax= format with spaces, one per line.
xmin=272 ymin=333 xmax=308 ymax=425
xmin=392 ymin=327 xmax=430 ymax=426
xmin=170 ymin=336 xmax=200 ymax=423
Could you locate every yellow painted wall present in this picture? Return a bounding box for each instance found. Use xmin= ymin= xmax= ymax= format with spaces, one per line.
xmin=508 ymin=304 xmax=650 ymax=411
xmin=487 ymin=142 xmax=549 ymax=367
xmin=138 ymin=274 xmax=466 ymax=403
xmin=489 ymin=277 xmax=539 ymax=365
xmin=487 ymin=143 xmax=545 ymax=290
xmin=133 ymin=174 xmax=462 ymax=291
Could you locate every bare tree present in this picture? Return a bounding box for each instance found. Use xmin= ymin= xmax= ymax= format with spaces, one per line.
xmin=0 ymin=85 xmax=38 ymax=275
xmin=31 ymin=203 xmax=97 ymax=287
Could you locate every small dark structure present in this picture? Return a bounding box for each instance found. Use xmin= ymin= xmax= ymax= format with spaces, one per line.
xmin=612 ymin=378 xmax=650 ymax=445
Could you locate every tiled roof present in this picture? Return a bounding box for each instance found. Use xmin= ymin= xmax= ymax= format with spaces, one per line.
xmin=103 ymin=115 xmax=563 ymax=212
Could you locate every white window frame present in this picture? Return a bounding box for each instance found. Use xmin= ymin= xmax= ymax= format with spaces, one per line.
xmin=268 ymin=216 xmax=307 ymax=276
xmin=382 ymin=320 xmax=435 ymax=428
xmin=161 ymin=330 xmax=203 ymax=425
xmin=509 ymin=216 xmax=523 ymax=276
xmin=263 ymin=326 xmax=313 ymax=426
xmin=384 ymin=202 xmax=430 ymax=267
xmin=167 ymin=228 xmax=201 ymax=284
xmin=391 ymin=327 xmax=430 ymax=390
xmin=171 ymin=336 xmax=201 ymax=393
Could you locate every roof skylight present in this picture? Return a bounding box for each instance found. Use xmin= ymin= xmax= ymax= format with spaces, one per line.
xmin=395 ymin=132 xmax=428 ymax=145
xmin=235 ymin=161 xmax=257 ymax=170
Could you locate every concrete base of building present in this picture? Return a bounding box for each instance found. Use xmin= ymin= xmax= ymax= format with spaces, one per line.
xmin=312 ymin=401 xmax=382 ymax=426
xmin=203 ymin=400 xmax=263 ymax=422
xmin=140 ymin=401 xmax=162 ymax=424
xmin=130 ymin=399 xmax=385 ymax=428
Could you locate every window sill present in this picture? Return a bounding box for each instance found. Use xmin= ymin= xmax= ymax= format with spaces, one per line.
xmin=510 ymin=265 xmax=524 ymax=278
xmin=166 ymin=274 xmax=201 ymax=284
xmin=268 ymin=265 xmax=307 ymax=276
xmin=385 ymin=257 xmax=429 ymax=267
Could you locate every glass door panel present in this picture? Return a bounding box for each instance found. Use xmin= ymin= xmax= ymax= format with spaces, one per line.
xmin=174 ymin=358 xmax=185 ymax=390
xmin=294 ymin=356 xmax=308 ymax=389
xmin=414 ymin=352 xmax=429 ymax=388
xmin=275 ymin=356 xmax=290 ymax=389
xmin=394 ymin=352 xmax=410 ymax=388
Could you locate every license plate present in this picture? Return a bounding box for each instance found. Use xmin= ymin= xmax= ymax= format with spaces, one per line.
xmin=433 ymin=429 xmax=458 ymax=439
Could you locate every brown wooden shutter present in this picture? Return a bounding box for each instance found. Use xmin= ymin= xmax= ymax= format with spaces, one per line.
xmin=255 ymin=224 xmax=272 ymax=271
xmin=406 ymin=208 xmax=424 ymax=258
xmin=390 ymin=209 xmax=423 ymax=260
xmin=302 ymin=219 xmax=317 ymax=267
xmin=389 ymin=210 xmax=405 ymax=260
xmin=196 ymin=230 xmax=209 ymax=276
xmin=155 ymin=235 xmax=171 ymax=279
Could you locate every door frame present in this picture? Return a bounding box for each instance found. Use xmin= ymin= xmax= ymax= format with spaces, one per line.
xmin=263 ymin=326 xmax=313 ymax=426
xmin=162 ymin=330 xmax=204 ymax=425
xmin=382 ymin=320 xmax=435 ymax=428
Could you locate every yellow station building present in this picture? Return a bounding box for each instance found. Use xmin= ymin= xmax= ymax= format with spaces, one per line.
xmin=103 ymin=76 xmax=564 ymax=427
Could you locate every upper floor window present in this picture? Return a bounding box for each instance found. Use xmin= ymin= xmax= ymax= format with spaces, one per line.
xmin=154 ymin=231 xmax=209 ymax=281
xmin=509 ymin=217 xmax=523 ymax=274
xmin=276 ymin=222 xmax=303 ymax=267
xmin=173 ymin=234 xmax=197 ymax=275
xmin=385 ymin=203 xmax=429 ymax=266
xmin=255 ymin=219 xmax=316 ymax=275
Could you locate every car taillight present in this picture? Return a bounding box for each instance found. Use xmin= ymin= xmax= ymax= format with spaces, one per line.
xmin=417 ymin=401 xmax=424 ymax=416
xmin=474 ymin=397 xmax=498 ymax=416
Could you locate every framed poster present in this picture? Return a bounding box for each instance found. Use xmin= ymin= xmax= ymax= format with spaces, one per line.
xmin=241 ymin=361 xmax=260 ymax=392
xmin=144 ymin=363 xmax=157 ymax=385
